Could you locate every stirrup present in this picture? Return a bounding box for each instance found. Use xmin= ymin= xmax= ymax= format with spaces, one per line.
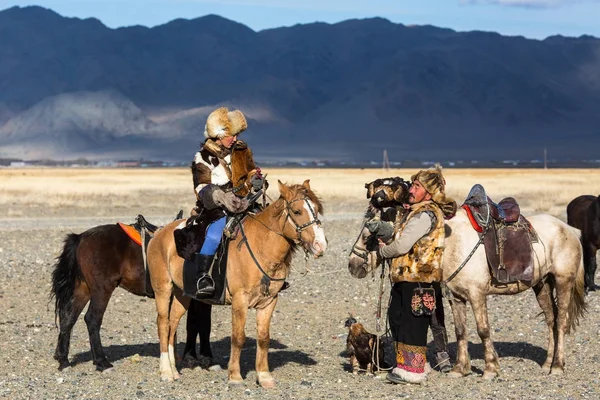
xmin=196 ymin=275 xmax=215 ymax=296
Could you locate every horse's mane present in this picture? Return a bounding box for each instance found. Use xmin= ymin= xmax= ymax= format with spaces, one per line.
xmin=269 ymin=184 xmax=324 ymax=219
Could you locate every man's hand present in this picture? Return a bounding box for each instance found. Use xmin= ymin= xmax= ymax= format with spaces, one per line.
xmin=212 ymin=190 xmax=249 ymax=213
xmin=365 ymin=219 xmax=394 ymax=243
xmin=250 ymin=174 xmax=264 ymax=191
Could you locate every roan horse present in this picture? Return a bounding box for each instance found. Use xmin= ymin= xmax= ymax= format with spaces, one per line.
xmin=50 ymin=218 xmax=214 ymax=372
xmin=146 ymin=180 xmax=327 ymax=386
xmin=348 ymin=182 xmax=586 ymax=379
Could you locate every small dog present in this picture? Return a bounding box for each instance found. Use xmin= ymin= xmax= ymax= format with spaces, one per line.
xmin=345 ymin=316 xmax=386 ymax=374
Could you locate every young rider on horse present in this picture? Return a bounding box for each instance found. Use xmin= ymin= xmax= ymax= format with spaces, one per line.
xmin=377 ymin=165 xmax=456 ymax=384
xmin=187 ymin=107 xmax=264 ymax=298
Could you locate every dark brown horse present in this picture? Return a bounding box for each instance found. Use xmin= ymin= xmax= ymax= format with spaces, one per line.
xmin=50 ymin=222 xmax=214 ymax=371
xmin=567 ymin=195 xmax=600 ymax=292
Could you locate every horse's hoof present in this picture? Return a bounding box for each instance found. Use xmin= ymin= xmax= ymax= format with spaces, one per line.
xmin=101 ymin=367 xmax=114 ymax=374
xmin=447 ymin=371 xmax=464 ymax=379
xmin=550 ymin=367 xmax=564 ymax=375
xmin=482 ymin=371 xmax=498 ymax=380
xmin=541 ymin=363 xmax=551 ymax=373
xmin=94 ymin=360 xmax=114 ymax=372
xmin=259 ymin=379 xmax=276 ymax=389
xmin=161 ymin=375 xmax=174 ymax=382
xmin=57 ymin=361 xmax=70 ymax=371
xmin=228 ymin=379 xmax=244 ymax=386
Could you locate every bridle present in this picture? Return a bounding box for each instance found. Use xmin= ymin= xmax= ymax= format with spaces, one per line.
xmin=283 ymin=197 xmax=321 ymax=244
xmin=240 ymin=194 xmax=322 ymax=296
xmin=350 ymin=220 xmax=371 ymax=265
xmin=349 ymin=218 xmax=381 ymax=274
xmin=245 ymin=195 xmax=321 ymax=249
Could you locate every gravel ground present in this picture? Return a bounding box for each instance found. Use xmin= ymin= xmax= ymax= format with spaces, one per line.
xmin=1 ymin=204 xmax=599 ymax=400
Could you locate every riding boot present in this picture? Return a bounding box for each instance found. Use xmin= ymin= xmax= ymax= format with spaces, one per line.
xmin=194 ymin=254 xmax=215 ymax=297
xmin=183 ymin=254 xmax=215 ymax=299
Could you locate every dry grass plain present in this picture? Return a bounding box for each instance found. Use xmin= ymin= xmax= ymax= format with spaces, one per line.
xmin=2 ymin=167 xmax=600 ymax=219
xmin=1 ymin=167 xmax=600 ymax=399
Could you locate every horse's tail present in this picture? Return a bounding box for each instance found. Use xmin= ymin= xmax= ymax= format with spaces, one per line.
xmin=50 ymin=233 xmax=83 ymax=327
xmin=566 ymin=227 xmax=587 ymax=334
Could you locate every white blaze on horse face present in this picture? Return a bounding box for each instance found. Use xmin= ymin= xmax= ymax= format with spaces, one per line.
xmin=304 ymin=200 xmax=327 ymax=256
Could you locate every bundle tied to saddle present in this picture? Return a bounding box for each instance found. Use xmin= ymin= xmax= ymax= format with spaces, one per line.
xmin=462 ymin=184 xmax=538 ymax=284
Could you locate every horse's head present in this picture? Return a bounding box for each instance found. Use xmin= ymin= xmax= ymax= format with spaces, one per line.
xmin=277 ymin=179 xmax=327 ymax=258
xmin=348 ymin=221 xmax=381 ymax=278
xmin=365 ymin=177 xmax=411 ymax=210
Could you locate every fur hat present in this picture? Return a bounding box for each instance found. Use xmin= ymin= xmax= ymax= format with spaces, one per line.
xmin=204 ymin=107 xmax=248 ymax=139
xmin=412 ymin=164 xmax=457 ymax=218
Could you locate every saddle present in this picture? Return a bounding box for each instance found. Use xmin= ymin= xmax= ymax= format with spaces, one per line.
xmin=117 ymin=213 xmax=175 ymax=298
xmin=463 ymin=184 xmax=538 ymax=284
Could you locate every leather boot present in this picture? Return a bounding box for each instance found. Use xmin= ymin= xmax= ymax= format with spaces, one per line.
xmin=194 ymin=254 xmax=215 ymax=297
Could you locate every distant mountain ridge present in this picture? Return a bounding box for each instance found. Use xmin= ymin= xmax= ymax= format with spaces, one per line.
xmin=0 ymin=5 xmax=599 ymax=161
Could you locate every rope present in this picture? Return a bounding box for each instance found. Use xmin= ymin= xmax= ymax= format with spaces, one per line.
xmin=444 ymin=206 xmax=492 ymax=289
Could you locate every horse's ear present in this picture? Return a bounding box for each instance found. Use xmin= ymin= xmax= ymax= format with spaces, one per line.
xmin=278 ymin=180 xmax=290 ymax=198
xmin=302 ymin=179 xmax=311 ymax=190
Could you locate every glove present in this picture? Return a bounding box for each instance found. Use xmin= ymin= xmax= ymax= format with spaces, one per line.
xmin=365 ymin=219 xmax=394 ymax=243
xmin=212 ymin=190 xmax=249 ymax=213
xmin=250 ymin=174 xmax=264 ymax=191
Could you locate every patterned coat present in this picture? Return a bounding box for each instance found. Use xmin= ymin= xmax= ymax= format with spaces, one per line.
xmin=190 ymin=139 xmax=257 ymax=212
xmin=389 ymin=201 xmax=446 ymax=283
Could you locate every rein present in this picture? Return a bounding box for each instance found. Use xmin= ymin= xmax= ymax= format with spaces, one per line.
xmin=443 ymin=206 xmax=492 ymax=298
xmin=238 ymin=221 xmax=286 ymax=296
xmin=239 ymin=195 xmax=321 ymax=296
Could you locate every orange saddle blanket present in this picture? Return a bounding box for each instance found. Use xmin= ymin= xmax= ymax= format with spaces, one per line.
xmin=118 ymin=222 xmax=143 ymax=246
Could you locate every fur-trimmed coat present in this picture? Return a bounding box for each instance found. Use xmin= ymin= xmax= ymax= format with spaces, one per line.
xmin=190 ymin=139 xmax=257 ymax=212
xmin=389 ymin=201 xmax=446 ymax=283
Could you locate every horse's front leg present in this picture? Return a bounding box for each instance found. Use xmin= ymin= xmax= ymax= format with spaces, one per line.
xmin=166 ymin=292 xmax=190 ymax=381
xmin=533 ymin=280 xmax=556 ymax=372
xmin=448 ymin=297 xmax=471 ymax=378
xmin=471 ymin=294 xmax=500 ymax=379
xmin=229 ymin=295 xmax=249 ymax=385
xmin=155 ymin=286 xmax=177 ymax=381
xmin=255 ymin=297 xmax=279 ymax=389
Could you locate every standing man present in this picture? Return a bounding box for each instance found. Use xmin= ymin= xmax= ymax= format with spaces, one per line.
xmin=378 ymin=164 xmax=456 ymax=384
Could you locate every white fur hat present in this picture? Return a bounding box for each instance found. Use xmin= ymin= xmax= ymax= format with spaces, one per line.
xmin=203 ymin=107 xmax=248 ymax=139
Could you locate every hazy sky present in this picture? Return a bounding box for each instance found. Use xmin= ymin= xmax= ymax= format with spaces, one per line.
xmin=1 ymin=0 xmax=599 ymax=39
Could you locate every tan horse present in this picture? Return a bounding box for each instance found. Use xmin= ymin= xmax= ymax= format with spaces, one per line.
xmin=348 ymin=208 xmax=586 ymax=379
xmin=147 ymin=180 xmax=326 ymax=387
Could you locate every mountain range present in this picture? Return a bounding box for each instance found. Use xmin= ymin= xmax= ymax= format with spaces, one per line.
xmin=0 ymin=5 xmax=599 ymax=162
